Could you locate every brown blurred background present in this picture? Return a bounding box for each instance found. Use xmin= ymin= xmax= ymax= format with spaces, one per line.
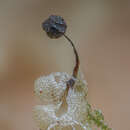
xmin=0 ymin=0 xmax=130 ymax=130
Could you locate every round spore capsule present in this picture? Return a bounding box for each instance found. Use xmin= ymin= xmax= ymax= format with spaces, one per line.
xmin=42 ymin=15 xmax=67 ymax=38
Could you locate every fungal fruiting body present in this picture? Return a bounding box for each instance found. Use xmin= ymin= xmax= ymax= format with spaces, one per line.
xmin=33 ymin=15 xmax=112 ymax=130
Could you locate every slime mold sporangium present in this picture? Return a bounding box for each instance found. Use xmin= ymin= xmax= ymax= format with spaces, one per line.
xmin=33 ymin=15 xmax=112 ymax=130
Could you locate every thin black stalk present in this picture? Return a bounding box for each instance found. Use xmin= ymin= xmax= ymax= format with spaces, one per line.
xmin=63 ymin=34 xmax=80 ymax=79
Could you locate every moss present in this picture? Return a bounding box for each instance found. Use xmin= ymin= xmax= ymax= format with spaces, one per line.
xmin=86 ymin=103 xmax=112 ymax=130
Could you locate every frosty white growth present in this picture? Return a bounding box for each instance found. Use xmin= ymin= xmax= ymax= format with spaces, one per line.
xmin=33 ymin=15 xmax=112 ymax=130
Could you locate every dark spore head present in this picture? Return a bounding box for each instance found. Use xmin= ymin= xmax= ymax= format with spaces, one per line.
xmin=42 ymin=15 xmax=67 ymax=39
